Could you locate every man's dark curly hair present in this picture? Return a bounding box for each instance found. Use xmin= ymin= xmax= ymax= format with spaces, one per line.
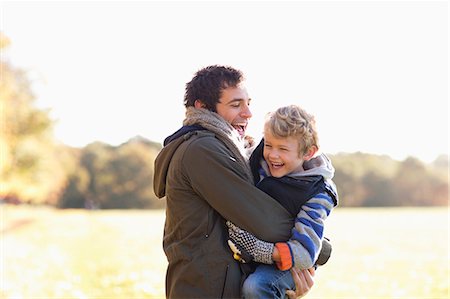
xmin=184 ymin=65 xmax=244 ymax=112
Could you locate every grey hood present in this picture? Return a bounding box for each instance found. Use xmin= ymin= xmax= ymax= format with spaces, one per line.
xmin=260 ymin=152 xmax=335 ymax=180
xmin=259 ymin=152 xmax=338 ymax=204
xmin=297 ymin=153 xmax=335 ymax=180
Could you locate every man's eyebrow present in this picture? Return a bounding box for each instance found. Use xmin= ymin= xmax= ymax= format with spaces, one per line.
xmin=225 ymin=98 xmax=252 ymax=104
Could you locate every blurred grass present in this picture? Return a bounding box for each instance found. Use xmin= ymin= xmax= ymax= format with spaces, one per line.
xmin=309 ymin=207 xmax=449 ymax=298
xmin=1 ymin=206 xmax=167 ymax=298
xmin=1 ymin=206 xmax=448 ymax=298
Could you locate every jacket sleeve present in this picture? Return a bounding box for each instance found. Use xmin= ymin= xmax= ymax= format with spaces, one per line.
xmin=228 ymin=192 xmax=336 ymax=271
xmin=183 ymin=136 xmax=293 ymax=242
xmin=286 ymin=192 xmax=335 ymax=270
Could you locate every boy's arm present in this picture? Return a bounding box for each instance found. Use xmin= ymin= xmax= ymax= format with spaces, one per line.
xmin=228 ymin=192 xmax=335 ymax=271
xmin=283 ymin=193 xmax=335 ymax=270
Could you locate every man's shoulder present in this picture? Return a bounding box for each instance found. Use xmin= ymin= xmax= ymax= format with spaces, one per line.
xmin=181 ymin=130 xmax=230 ymax=156
xmin=184 ymin=130 xmax=223 ymax=146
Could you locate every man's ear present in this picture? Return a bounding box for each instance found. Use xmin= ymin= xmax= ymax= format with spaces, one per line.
xmin=303 ymin=145 xmax=318 ymax=161
xmin=194 ymin=100 xmax=206 ymax=109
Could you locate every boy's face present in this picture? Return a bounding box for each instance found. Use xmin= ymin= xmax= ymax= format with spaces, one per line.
xmin=215 ymin=85 xmax=252 ymax=137
xmin=263 ymin=130 xmax=305 ymax=178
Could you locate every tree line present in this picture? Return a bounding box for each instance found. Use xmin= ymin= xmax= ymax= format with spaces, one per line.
xmin=1 ymin=33 xmax=448 ymax=209
xmin=331 ymin=152 xmax=448 ymax=206
xmin=57 ymin=137 xmax=164 ymax=209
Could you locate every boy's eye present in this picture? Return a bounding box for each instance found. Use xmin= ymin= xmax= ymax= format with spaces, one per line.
xmin=264 ymin=144 xmax=272 ymax=148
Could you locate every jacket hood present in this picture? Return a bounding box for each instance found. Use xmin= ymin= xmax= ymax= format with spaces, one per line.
xmin=258 ymin=153 xmax=335 ymax=181
xmin=294 ymin=153 xmax=335 ymax=180
xmin=154 ymin=127 xmax=202 ymax=198
xmin=288 ymin=153 xmax=338 ymax=206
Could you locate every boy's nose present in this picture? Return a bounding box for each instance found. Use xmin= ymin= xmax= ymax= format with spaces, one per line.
xmin=269 ymin=151 xmax=279 ymax=159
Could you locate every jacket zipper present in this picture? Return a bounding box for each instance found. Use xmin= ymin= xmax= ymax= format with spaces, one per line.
xmin=205 ymin=210 xmax=214 ymax=238
xmin=220 ymin=264 xmax=229 ymax=298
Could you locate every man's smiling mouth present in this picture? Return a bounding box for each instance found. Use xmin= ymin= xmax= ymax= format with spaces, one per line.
xmin=232 ymin=124 xmax=247 ymax=137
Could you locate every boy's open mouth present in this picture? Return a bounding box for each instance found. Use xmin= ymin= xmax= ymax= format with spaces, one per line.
xmin=270 ymin=162 xmax=284 ymax=169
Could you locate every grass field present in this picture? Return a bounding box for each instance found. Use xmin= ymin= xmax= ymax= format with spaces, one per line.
xmin=1 ymin=206 xmax=449 ymax=298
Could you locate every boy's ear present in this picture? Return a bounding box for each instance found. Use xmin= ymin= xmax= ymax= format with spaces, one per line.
xmin=194 ymin=100 xmax=206 ymax=108
xmin=303 ymin=145 xmax=318 ymax=161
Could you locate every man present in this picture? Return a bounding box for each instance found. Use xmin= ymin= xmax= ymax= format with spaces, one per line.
xmin=154 ymin=65 xmax=314 ymax=298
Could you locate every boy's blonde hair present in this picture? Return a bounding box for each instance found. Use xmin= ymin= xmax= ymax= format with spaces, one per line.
xmin=264 ymin=105 xmax=319 ymax=155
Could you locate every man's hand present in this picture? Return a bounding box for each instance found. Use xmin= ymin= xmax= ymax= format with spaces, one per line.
xmin=286 ymin=268 xmax=315 ymax=299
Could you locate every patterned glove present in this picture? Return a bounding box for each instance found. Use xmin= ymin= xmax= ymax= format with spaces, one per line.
xmin=227 ymin=239 xmax=253 ymax=263
xmin=226 ymin=221 xmax=274 ymax=265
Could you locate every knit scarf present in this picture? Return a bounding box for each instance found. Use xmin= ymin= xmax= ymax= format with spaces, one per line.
xmin=183 ymin=107 xmax=254 ymax=183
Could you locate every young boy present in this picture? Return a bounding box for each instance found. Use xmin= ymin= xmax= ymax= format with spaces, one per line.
xmin=227 ymin=105 xmax=338 ymax=299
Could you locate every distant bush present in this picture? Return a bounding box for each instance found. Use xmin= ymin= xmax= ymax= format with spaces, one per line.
xmin=331 ymin=152 xmax=448 ymax=207
xmin=58 ymin=137 xmax=165 ymax=209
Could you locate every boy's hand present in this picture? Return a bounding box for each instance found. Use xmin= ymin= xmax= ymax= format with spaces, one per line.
xmin=227 ymin=239 xmax=253 ymax=263
xmin=226 ymin=221 xmax=274 ymax=264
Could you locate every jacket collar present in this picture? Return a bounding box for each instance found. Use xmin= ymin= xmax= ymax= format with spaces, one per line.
xmin=164 ymin=125 xmax=205 ymax=146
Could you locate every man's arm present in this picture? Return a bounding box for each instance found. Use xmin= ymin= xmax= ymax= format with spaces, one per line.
xmin=183 ymin=136 xmax=293 ymax=242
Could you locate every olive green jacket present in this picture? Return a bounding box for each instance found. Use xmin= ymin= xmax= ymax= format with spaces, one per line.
xmin=154 ymin=128 xmax=293 ymax=298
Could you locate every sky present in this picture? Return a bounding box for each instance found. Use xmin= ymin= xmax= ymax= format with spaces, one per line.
xmin=1 ymin=1 xmax=448 ymax=163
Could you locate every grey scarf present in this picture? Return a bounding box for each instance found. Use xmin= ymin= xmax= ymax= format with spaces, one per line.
xmin=183 ymin=107 xmax=253 ymax=182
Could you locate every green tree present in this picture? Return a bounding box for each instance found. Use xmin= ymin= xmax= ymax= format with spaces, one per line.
xmin=57 ymin=147 xmax=90 ymax=208
xmin=360 ymin=171 xmax=395 ymax=206
xmin=58 ymin=137 xmax=164 ymax=209
xmin=331 ymin=152 xmax=448 ymax=207
xmin=0 ymin=32 xmax=68 ymax=204
xmin=102 ymin=140 xmax=160 ymax=208
xmin=394 ymin=157 xmax=447 ymax=206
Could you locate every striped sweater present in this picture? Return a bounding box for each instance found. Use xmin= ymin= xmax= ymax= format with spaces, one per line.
xmin=287 ymin=187 xmax=336 ymax=269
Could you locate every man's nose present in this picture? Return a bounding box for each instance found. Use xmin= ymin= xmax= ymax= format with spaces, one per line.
xmin=241 ymin=104 xmax=252 ymax=119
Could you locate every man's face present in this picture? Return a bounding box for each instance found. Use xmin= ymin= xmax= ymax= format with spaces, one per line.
xmin=263 ymin=130 xmax=304 ymax=178
xmin=216 ymin=85 xmax=252 ymax=137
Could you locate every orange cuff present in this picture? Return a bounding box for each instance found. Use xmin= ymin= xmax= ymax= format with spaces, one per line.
xmin=275 ymin=242 xmax=293 ymax=271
